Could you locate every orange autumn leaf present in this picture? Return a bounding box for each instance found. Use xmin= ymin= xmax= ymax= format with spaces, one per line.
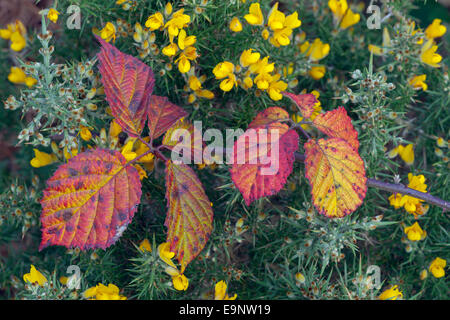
xmin=147 ymin=95 xmax=188 ymax=140
xmin=39 ymin=149 xmax=142 ymax=250
xmin=165 ymin=160 xmax=213 ymax=272
xmin=304 ymin=138 xmax=367 ymax=218
xmin=312 ymin=107 xmax=359 ymax=150
xmin=96 ymin=36 xmax=155 ymax=137
xmin=230 ymin=122 xmax=299 ymax=206
xmin=283 ymin=92 xmax=318 ymax=118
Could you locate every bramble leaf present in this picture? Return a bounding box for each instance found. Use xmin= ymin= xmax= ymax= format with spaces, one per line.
xmin=230 ymin=122 xmax=299 ymax=206
xmin=148 ymin=95 xmax=188 ymax=140
xmin=304 ymin=138 xmax=367 ymax=218
xmin=39 ymin=148 xmax=142 ymax=250
xmin=96 ymin=36 xmax=155 ymax=137
xmin=312 ymin=107 xmax=359 ymax=150
xmin=248 ymin=107 xmax=289 ymax=129
xmin=283 ymin=92 xmax=318 ymax=118
xmin=162 ymin=118 xmax=204 ymax=163
xmin=165 ymin=160 xmax=213 ymax=272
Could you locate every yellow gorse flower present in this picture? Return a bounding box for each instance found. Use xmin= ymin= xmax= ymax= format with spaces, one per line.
xmin=425 ymin=19 xmax=446 ymax=39
xmin=390 ymin=173 xmax=428 ymax=218
xmin=176 ymin=46 xmax=197 ymax=73
xmin=267 ymin=2 xmax=301 ymax=47
xmin=188 ymin=75 xmax=202 ymax=91
xmin=121 ymin=139 xmax=138 ymax=161
xmin=164 ymin=9 xmax=191 ymax=42
xmin=328 ymin=0 xmax=360 ymax=29
xmin=158 ymin=242 xmax=189 ymax=291
xmin=213 ymin=61 xmax=237 ymax=92
xmin=308 ymin=65 xmax=326 ymax=80
xmin=139 ymin=239 xmax=152 ymax=252
xmin=165 ymin=29 xmax=197 ymax=73
xmin=397 ymin=144 xmax=414 ymax=165
xmin=80 ymin=125 xmax=92 ymax=141
xmin=116 ymin=0 xmax=136 ymax=10
xmin=177 ymin=29 xmax=196 ymax=50
xmin=186 ymin=75 xmax=214 ymax=103
xmin=63 ymin=147 xmax=78 ymax=160
xmin=340 ymin=8 xmax=360 ymax=29
xmin=302 ymin=38 xmax=330 ymax=62
xmin=165 ymin=2 xmax=173 ymax=15
xmin=0 ymin=20 xmax=27 ymax=51
xmin=47 ymin=8 xmax=60 ymax=23
xmin=23 ymin=265 xmax=47 ymax=286
xmin=297 ymin=34 xmax=327 ymax=79
xmin=30 ymin=149 xmax=58 ymax=168
xmin=267 ymin=73 xmax=288 ymax=101
xmin=328 ymin=0 xmax=348 ymax=20
xmin=420 ymin=269 xmax=428 ymax=280
xmin=378 ymin=285 xmax=403 ymax=300
xmin=244 ymin=3 xmax=264 ymax=26
xmin=388 ymin=144 xmax=414 ymax=165
xmin=162 ymin=42 xmax=178 ymax=57
xmin=403 ymin=173 xmax=427 ymax=215
xmin=388 ymin=193 xmax=405 ymax=209
xmin=8 ymin=67 xmax=37 ymax=88
xmin=164 ymin=266 xmax=189 ymax=291
xmin=295 ymin=272 xmax=306 ymax=284
xmin=146 ymin=12 xmax=164 ymax=31
xmin=214 ymin=49 xmax=287 ymax=100
xmin=109 ymin=119 xmax=122 ymax=138
xmin=404 ymin=222 xmax=427 ymax=241
xmin=409 ymin=75 xmax=428 ymax=91
xmin=100 ymin=22 xmax=116 ymax=43
xmin=214 ymin=280 xmax=237 ymax=300
xmin=240 ymin=48 xmax=260 ymax=68
xmin=83 ymin=283 xmax=127 ymax=300
xmin=429 ymin=257 xmax=446 ymax=278
xmin=158 ymin=242 xmax=177 ymax=268
xmin=230 ymin=17 xmax=243 ymax=32
xmin=420 ymin=39 xmax=442 ymax=68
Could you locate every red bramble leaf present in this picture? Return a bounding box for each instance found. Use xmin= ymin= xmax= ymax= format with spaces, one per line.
xmin=283 ymin=92 xmax=318 ymax=119
xmin=304 ymin=138 xmax=367 ymax=218
xmin=148 ymin=95 xmax=188 ymax=140
xmin=312 ymin=107 xmax=359 ymax=150
xmin=230 ymin=122 xmax=299 ymax=206
xmin=39 ymin=148 xmax=142 ymax=250
xmin=96 ymin=36 xmax=155 ymax=137
xmin=165 ymin=160 xmax=213 ymax=272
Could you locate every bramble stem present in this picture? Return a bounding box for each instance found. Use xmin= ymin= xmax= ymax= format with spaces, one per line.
xmin=294 ymin=152 xmax=450 ymax=211
xmin=292 ymin=124 xmax=311 ymax=140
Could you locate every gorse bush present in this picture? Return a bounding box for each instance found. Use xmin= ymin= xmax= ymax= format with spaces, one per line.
xmin=0 ymin=0 xmax=448 ymax=300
